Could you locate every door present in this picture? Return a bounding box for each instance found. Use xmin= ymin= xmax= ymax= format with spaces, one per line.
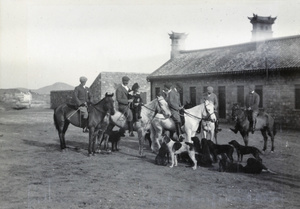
xmin=218 ymin=86 xmax=226 ymax=119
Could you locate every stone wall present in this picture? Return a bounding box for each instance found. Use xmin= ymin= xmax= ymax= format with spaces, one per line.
xmin=50 ymin=90 xmax=73 ymax=109
xmin=150 ymin=70 xmax=300 ymax=129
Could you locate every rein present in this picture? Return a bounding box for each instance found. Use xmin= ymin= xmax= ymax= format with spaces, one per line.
xmin=179 ymin=103 xmax=215 ymax=122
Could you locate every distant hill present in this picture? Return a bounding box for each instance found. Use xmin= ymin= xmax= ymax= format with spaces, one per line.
xmin=32 ymin=82 xmax=74 ymax=95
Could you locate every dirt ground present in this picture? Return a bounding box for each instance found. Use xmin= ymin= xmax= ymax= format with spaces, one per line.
xmin=0 ymin=106 xmax=299 ymax=209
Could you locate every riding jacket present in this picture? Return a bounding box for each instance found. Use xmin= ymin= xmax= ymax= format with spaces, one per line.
xmin=245 ymin=92 xmax=260 ymax=111
xmin=116 ymin=84 xmax=133 ymax=121
xmin=165 ymin=88 xmax=181 ymax=122
xmin=72 ymin=84 xmax=90 ymax=107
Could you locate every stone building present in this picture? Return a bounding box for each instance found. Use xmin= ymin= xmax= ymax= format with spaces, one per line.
xmin=147 ymin=14 xmax=300 ymax=129
xmin=89 ymin=72 xmax=150 ymax=105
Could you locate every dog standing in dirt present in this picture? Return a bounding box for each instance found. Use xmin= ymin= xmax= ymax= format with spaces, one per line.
xmin=100 ymin=129 xmax=125 ymax=152
xmin=155 ymin=142 xmax=169 ymax=166
xmin=207 ymin=140 xmax=234 ymax=163
xmin=163 ymin=134 xmax=197 ymax=170
xmin=229 ymin=140 xmax=262 ymax=162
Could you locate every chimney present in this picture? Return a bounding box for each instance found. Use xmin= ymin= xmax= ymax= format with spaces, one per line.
xmin=169 ymin=32 xmax=188 ymax=59
xmin=248 ymin=14 xmax=277 ymax=42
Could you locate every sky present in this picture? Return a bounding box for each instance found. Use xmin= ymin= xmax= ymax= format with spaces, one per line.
xmin=0 ymin=0 xmax=300 ymax=89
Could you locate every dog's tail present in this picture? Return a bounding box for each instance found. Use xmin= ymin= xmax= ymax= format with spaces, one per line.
xmin=262 ymin=169 xmax=277 ymax=175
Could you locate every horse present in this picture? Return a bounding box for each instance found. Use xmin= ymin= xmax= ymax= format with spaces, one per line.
xmin=150 ymin=100 xmax=217 ymax=152
xmin=53 ymin=93 xmax=115 ymax=155
xmin=183 ymin=101 xmax=218 ymax=143
xmin=106 ymin=96 xmax=171 ymax=157
xmin=231 ymin=103 xmax=276 ymax=152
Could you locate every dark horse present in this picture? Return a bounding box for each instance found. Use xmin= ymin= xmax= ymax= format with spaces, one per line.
xmin=231 ymin=103 xmax=276 ymax=152
xmin=53 ymin=93 xmax=115 ymax=155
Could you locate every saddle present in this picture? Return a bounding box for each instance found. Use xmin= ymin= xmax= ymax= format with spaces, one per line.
xmin=67 ymin=103 xmax=78 ymax=110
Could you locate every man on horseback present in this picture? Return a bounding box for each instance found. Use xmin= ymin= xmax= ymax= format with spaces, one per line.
xmin=164 ymin=83 xmax=184 ymax=141
xmin=245 ymin=84 xmax=260 ymax=134
xmin=71 ymin=76 xmax=91 ymax=133
xmin=198 ymin=86 xmax=222 ymax=133
xmin=230 ymin=84 xmax=260 ymax=134
xmin=116 ymin=76 xmax=134 ymax=137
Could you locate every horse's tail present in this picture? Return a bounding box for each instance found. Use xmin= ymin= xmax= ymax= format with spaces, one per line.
xmin=53 ymin=110 xmax=59 ymax=131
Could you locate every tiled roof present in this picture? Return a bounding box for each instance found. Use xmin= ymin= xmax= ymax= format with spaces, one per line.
xmin=148 ymin=35 xmax=300 ymax=80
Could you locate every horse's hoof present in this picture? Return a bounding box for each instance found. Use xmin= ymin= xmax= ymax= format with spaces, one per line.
xmin=192 ymin=166 xmax=197 ymax=170
xmin=271 ymin=151 xmax=274 ymax=153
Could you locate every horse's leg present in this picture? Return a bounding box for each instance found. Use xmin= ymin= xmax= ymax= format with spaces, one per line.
xmin=268 ymin=130 xmax=275 ymax=153
xmin=188 ymin=151 xmax=197 ymax=170
xmin=88 ymin=127 xmax=95 ymax=156
xmin=242 ymin=131 xmax=249 ymax=146
xmin=138 ymin=128 xmax=145 ymax=157
xmin=150 ymin=124 xmax=156 ymax=152
xmin=104 ymin=134 xmax=110 ymax=151
xmin=261 ymin=130 xmax=268 ymax=152
xmin=61 ymin=121 xmax=70 ymax=149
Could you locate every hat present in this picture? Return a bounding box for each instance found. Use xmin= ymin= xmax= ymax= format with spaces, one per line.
xmin=122 ymin=76 xmax=130 ymax=82
xmin=132 ymin=83 xmax=140 ymax=91
xmin=207 ymin=86 xmax=213 ymax=93
xmin=164 ymin=83 xmax=172 ymax=90
xmin=249 ymin=84 xmax=255 ymax=91
xmin=79 ymin=76 xmax=87 ymax=83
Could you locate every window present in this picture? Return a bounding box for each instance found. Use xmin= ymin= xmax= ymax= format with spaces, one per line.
xmin=237 ymin=86 xmax=244 ymax=107
xmin=295 ymin=85 xmax=300 ymax=109
xmin=190 ymin=87 xmax=196 ymax=106
xmin=255 ymin=85 xmax=263 ymax=108
xmin=155 ymin=87 xmax=160 ymax=97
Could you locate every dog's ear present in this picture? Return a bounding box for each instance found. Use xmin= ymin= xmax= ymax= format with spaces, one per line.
xmin=173 ymin=142 xmax=182 ymax=152
xmin=185 ymin=142 xmax=195 ymax=151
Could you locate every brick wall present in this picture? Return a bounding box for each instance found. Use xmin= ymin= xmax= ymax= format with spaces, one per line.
xmin=150 ymin=70 xmax=300 ymax=129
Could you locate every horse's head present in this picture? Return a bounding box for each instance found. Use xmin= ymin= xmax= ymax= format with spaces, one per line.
xmin=104 ymin=92 xmax=115 ymax=116
xmin=231 ymin=103 xmax=240 ymax=122
xmin=204 ymin=100 xmax=217 ymax=122
xmin=156 ymin=96 xmax=171 ymax=118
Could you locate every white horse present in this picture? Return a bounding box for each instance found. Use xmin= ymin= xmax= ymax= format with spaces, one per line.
xmin=200 ymin=120 xmax=217 ymax=144
xmin=108 ymin=96 xmax=171 ymax=157
xmin=150 ymin=100 xmax=216 ymax=151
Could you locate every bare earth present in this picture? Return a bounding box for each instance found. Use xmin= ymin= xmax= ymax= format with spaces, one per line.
xmin=0 ymin=107 xmax=299 ymax=209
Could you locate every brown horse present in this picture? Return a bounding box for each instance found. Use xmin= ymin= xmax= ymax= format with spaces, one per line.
xmin=231 ymin=103 xmax=276 ymax=152
xmin=53 ymin=93 xmax=115 ymax=155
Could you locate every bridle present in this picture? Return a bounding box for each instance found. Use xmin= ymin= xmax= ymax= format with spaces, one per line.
xmin=203 ymin=102 xmax=216 ymax=122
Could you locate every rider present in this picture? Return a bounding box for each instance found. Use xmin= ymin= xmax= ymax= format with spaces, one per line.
xmin=230 ymin=84 xmax=260 ymax=134
xmin=200 ymin=86 xmax=222 ymax=133
xmin=164 ymin=83 xmax=184 ymax=141
xmin=130 ymin=83 xmax=143 ymax=122
xmin=245 ymin=84 xmax=260 ymax=134
xmin=71 ymin=76 xmax=91 ymax=133
xmin=116 ymin=76 xmax=134 ymax=137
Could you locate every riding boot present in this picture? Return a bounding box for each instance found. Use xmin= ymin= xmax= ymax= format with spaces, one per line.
xmin=252 ymin=120 xmax=256 ymax=134
xmin=82 ymin=118 xmax=89 ymax=133
xmin=176 ymin=122 xmax=184 ymax=142
xmin=128 ymin=121 xmax=134 ymax=137
xmin=196 ymin=121 xmax=202 ymax=134
xmin=249 ymin=121 xmax=253 ymax=133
